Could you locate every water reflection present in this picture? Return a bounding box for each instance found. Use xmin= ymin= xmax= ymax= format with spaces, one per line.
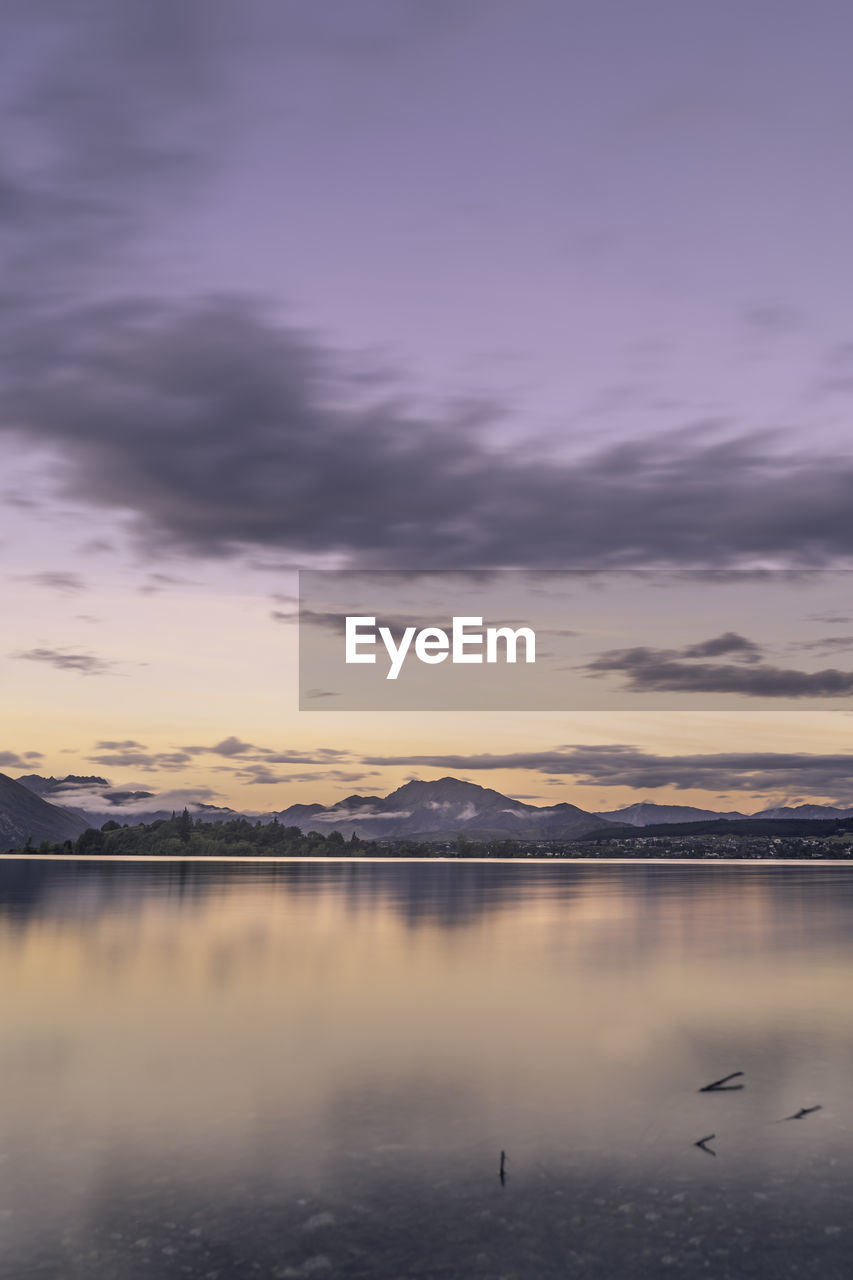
xmin=1 ymin=859 xmax=852 ymax=1278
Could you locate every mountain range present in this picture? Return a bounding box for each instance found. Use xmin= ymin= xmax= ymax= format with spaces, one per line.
xmin=273 ymin=776 xmax=613 ymax=841
xmin=3 ymin=771 xmax=853 ymax=851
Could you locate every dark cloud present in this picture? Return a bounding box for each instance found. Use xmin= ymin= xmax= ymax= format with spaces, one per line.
xmin=208 ymin=736 xmax=258 ymax=757
xmin=95 ymin=739 xmax=147 ymax=750
xmin=0 ymin=0 xmax=232 ymax=293
xmin=792 ymin=635 xmax=853 ymax=655
xmin=14 ymin=571 xmax=87 ymax=593
xmin=138 ymin=571 xmax=199 ymax=595
xmin=10 ymin=647 xmax=113 ymax=675
xmin=178 ymin=739 xmax=350 ymax=763
xmin=87 ymin=750 xmax=192 ymax=769
xmin=259 ymin=748 xmax=348 ymax=762
xmin=741 ymin=304 xmax=804 ymax=336
xmin=361 ymin=745 xmax=853 ymax=799
xmin=77 ymin=538 xmax=115 ymax=555
xmin=816 ymin=343 xmax=853 ymax=397
xmin=0 ymin=751 xmax=27 ymax=769
xmin=235 ymin=763 xmax=370 ymax=786
xmin=5 ymin=297 xmax=853 ymax=569
xmin=228 ymin=764 xmax=288 ymax=785
xmin=585 ymin=643 xmax=853 ymax=698
xmin=681 ymin=631 xmax=763 ymax=660
xmin=1 ymin=491 xmax=39 ymax=509
xmin=1 ymin=1 xmax=467 ymax=300
xmin=2 ymin=9 xmax=853 ymax=575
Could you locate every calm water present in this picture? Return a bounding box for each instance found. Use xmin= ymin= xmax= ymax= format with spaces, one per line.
xmin=1 ymin=858 xmax=852 ymax=1279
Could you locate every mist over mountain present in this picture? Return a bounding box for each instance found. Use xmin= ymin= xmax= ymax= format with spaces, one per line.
xmin=0 ymin=773 xmax=88 ymax=849
xmin=9 ymin=773 xmax=853 ymax=850
xmin=274 ymin=777 xmax=616 ymax=841
xmin=14 ymin=775 xmax=236 ymax=828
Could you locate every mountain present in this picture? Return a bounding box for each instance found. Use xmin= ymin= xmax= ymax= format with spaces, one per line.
xmin=0 ymin=773 xmax=89 ymax=850
xmin=753 ymin=803 xmax=853 ymax=821
xmin=15 ymin=775 xmax=236 ymax=827
xmin=276 ymin=776 xmax=613 ymax=841
xmin=13 ymin=770 xmax=853 ymax=848
xmin=595 ymin=801 xmax=747 ymax=826
xmin=15 ymin=774 xmax=110 ymax=797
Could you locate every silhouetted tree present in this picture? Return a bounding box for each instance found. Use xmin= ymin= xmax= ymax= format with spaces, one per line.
xmin=76 ymin=827 xmax=105 ymax=854
xmin=177 ymin=808 xmax=193 ymax=843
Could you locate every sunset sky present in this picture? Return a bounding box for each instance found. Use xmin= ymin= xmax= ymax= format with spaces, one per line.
xmin=4 ymin=0 xmax=853 ymax=815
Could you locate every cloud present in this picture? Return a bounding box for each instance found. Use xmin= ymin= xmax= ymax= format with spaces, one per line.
xmin=816 ymin=344 xmax=853 ymax=397
xmin=6 ymin=296 xmax=853 ymax=570
xmin=585 ymin=643 xmax=853 ymax=698
xmin=237 ymin=765 xmax=371 ymax=786
xmin=361 ymin=744 xmax=853 ymax=799
xmin=0 ymin=751 xmax=27 ymax=768
xmin=10 ymin=647 xmax=114 ymax=675
xmin=1 ymin=491 xmax=39 ymax=510
xmin=138 ymin=571 xmax=199 ymax=595
xmin=95 ymin=739 xmax=147 ymax=750
xmin=0 ymin=0 xmax=232 ymax=295
xmin=177 ymin=739 xmax=351 ymax=764
xmin=3 ymin=7 xmax=853 ymax=578
xmin=741 ymin=304 xmax=804 ymax=336
xmin=14 ymin=571 xmax=87 ymax=592
xmin=209 ymin=735 xmax=257 ymax=757
xmin=259 ymin=748 xmax=348 ymax=762
xmin=77 ymin=784 xmax=228 ymax=818
xmin=792 ymin=635 xmax=853 ymax=655
xmin=87 ymin=750 xmax=192 ymax=769
xmin=77 ymin=538 xmax=115 ymax=555
xmin=307 ymin=807 xmax=411 ymax=822
xmin=230 ymin=764 xmax=290 ymax=785
xmin=681 ymin=631 xmax=763 ymax=660
xmin=27 ymin=774 xmax=234 ymax=821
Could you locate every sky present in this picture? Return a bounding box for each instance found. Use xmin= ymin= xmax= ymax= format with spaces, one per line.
xmin=3 ymin=0 xmax=853 ymax=816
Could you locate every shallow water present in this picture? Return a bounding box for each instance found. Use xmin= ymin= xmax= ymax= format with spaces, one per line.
xmin=1 ymin=858 xmax=852 ymax=1279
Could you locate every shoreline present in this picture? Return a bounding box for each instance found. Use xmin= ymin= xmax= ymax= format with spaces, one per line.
xmin=3 ymin=853 xmax=853 ymax=866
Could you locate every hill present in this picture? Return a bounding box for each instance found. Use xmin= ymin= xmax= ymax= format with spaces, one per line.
xmin=0 ymin=773 xmax=89 ymax=850
xmin=595 ymin=800 xmax=747 ymax=826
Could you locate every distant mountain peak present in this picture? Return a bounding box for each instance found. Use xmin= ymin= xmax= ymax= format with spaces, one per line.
xmin=16 ymin=774 xmax=110 ymax=796
xmin=1 ymin=772 xmax=88 ymax=849
xmin=594 ymin=800 xmax=747 ymax=826
xmin=274 ymin=775 xmax=610 ymax=841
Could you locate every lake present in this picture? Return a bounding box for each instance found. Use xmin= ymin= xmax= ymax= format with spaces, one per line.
xmin=1 ymin=858 xmax=852 ymax=1278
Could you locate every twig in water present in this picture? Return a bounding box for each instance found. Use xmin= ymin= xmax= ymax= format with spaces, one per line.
xmin=699 ymin=1071 xmax=744 ymax=1093
xmin=783 ymin=1105 xmax=822 ymax=1121
xmin=694 ymin=1134 xmax=716 ymax=1156
xmin=499 ymin=1150 xmax=507 ymax=1185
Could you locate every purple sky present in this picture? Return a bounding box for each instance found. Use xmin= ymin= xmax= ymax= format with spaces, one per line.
xmin=3 ymin=1 xmax=853 ymax=812
xmin=4 ymin=0 xmax=853 ymax=562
